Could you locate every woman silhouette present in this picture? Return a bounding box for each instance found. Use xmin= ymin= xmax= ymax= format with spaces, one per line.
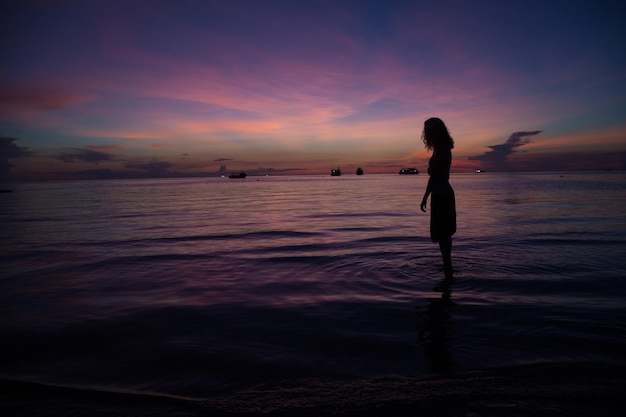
xmin=420 ymin=118 xmax=456 ymax=277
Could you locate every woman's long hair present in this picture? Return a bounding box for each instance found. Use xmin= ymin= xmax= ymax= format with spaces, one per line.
xmin=422 ymin=117 xmax=454 ymax=151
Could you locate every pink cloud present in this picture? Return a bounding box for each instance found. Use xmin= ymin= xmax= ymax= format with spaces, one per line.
xmin=525 ymin=127 xmax=626 ymax=152
xmin=0 ymin=84 xmax=96 ymax=117
xmin=511 ymin=150 xmax=626 ymax=172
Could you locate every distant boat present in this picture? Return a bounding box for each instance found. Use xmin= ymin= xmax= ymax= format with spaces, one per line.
xmin=356 ymin=167 xmax=364 ymax=175
xmin=475 ymin=169 xmax=485 ymax=173
xmin=229 ymin=172 xmax=247 ymax=178
xmin=398 ymin=167 xmax=419 ymax=175
xmin=331 ymin=168 xmax=342 ymax=176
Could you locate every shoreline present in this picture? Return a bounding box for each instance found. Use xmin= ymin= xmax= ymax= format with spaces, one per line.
xmin=2 ymin=361 xmax=624 ymax=416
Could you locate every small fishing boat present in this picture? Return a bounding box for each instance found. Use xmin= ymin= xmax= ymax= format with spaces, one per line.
xmin=398 ymin=167 xmax=419 ymax=175
xmin=331 ymin=168 xmax=342 ymax=176
xmin=356 ymin=167 xmax=364 ymax=175
xmin=229 ymin=172 xmax=247 ymax=178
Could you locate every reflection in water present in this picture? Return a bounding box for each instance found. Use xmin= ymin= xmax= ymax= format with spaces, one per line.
xmin=418 ymin=276 xmax=455 ymax=373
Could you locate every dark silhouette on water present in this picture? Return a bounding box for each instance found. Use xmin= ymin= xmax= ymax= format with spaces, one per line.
xmin=420 ymin=118 xmax=456 ymax=277
xmin=228 ymin=172 xmax=247 ymax=178
xmin=330 ymin=168 xmax=342 ymax=176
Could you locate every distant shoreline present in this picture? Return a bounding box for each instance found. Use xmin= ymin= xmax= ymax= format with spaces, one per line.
xmin=3 ymin=169 xmax=625 ymax=183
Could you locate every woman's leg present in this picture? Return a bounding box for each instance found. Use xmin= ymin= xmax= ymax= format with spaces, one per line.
xmin=439 ymin=237 xmax=453 ymax=276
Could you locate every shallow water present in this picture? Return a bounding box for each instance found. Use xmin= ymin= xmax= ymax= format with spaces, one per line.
xmin=1 ymin=172 xmax=626 ymax=414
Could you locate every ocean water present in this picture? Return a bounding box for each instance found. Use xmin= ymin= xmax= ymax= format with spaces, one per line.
xmin=1 ymin=172 xmax=625 ymax=416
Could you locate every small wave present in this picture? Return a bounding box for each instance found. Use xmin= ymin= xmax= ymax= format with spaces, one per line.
xmin=88 ymin=229 xmax=325 ymax=246
xmin=517 ymin=236 xmax=626 ymax=246
xmin=303 ymin=211 xmax=415 ymax=219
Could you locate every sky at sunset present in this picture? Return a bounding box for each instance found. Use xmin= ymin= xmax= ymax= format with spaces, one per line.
xmin=2 ymin=0 xmax=626 ymax=181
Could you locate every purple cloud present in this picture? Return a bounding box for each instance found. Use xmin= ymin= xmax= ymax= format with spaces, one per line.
xmin=56 ymin=148 xmax=116 ymax=164
xmin=469 ymin=131 xmax=542 ymax=171
xmin=1 ymin=135 xmax=31 ymax=180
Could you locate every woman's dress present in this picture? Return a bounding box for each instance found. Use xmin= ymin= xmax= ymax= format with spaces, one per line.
xmin=428 ymin=148 xmax=456 ymax=242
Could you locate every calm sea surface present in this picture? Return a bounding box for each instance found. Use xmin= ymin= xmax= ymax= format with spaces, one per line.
xmin=2 ymin=172 xmax=625 ymax=415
